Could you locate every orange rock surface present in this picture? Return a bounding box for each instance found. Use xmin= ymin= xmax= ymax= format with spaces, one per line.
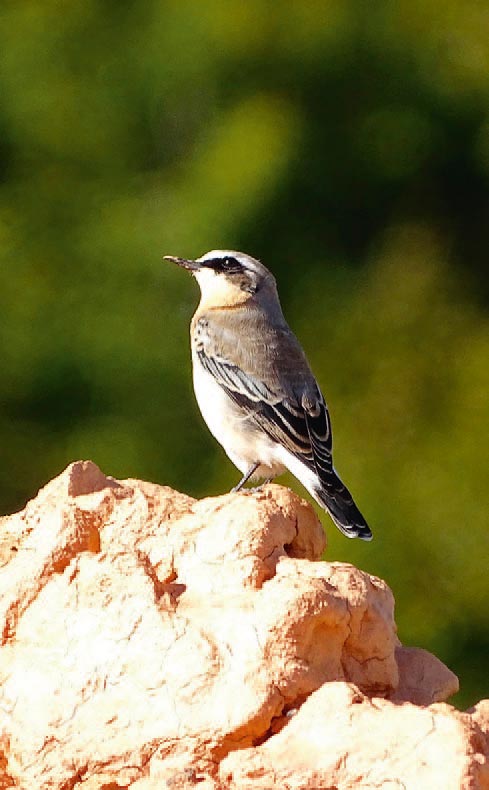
xmin=0 ymin=461 xmax=486 ymax=790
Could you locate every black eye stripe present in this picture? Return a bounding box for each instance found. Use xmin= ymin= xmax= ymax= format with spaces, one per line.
xmin=221 ymin=256 xmax=239 ymax=269
xmin=205 ymin=256 xmax=241 ymax=273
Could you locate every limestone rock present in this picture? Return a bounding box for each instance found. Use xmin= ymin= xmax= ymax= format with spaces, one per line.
xmin=220 ymin=682 xmax=489 ymax=790
xmin=0 ymin=461 xmax=486 ymax=790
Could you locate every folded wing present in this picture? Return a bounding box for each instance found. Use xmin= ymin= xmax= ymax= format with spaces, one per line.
xmin=195 ymin=316 xmax=372 ymax=540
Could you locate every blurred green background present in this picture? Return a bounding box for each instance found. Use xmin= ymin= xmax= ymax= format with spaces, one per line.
xmin=1 ymin=1 xmax=488 ymax=708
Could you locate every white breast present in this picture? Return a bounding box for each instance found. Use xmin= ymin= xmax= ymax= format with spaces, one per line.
xmin=191 ymin=352 xmax=286 ymax=479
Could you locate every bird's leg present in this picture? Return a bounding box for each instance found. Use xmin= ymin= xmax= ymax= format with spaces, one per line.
xmin=231 ymin=462 xmax=260 ymax=492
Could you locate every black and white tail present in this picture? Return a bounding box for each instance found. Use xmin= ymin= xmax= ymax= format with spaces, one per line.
xmin=311 ymin=470 xmax=372 ymax=541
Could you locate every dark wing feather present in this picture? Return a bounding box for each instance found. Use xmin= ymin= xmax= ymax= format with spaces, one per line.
xmin=196 ymin=348 xmax=321 ymax=465
xmin=303 ymin=399 xmax=372 ymax=539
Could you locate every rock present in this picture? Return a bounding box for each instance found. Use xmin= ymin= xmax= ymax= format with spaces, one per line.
xmin=0 ymin=461 xmax=486 ymax=790
xmin=392 ymin=644 xmax=459 ymax=705
xmin=220 ymin=682 xmax=489 ymax=790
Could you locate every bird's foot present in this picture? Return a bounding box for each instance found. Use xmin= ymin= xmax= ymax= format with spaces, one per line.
xmin=232 ymin=478 xmax=275 ymax=494
xmin=247 ymin=478 xmax=274 ymax=493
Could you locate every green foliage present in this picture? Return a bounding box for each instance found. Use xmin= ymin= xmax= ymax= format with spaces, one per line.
xmin=0 ymin=1 xmax=488 ymax=708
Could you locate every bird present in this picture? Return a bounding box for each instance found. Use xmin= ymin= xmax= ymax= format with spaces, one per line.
xmin=164 ymin=250 xmax=372 ymax=541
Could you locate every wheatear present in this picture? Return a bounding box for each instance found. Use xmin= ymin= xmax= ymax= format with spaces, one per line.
xmin=164 ymin=250 xmax=372 ymax=541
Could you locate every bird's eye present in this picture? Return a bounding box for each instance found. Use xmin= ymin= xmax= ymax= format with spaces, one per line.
xmin=207 ymin=255 xmax=240 ymax=272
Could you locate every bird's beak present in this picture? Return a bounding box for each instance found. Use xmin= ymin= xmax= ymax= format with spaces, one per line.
xmin=163 ymin=255 xmax=202 ymax=272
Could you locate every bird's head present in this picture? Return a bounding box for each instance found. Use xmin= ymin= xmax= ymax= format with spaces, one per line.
xmin=164 ymin=250 xmax=277 ymax=309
